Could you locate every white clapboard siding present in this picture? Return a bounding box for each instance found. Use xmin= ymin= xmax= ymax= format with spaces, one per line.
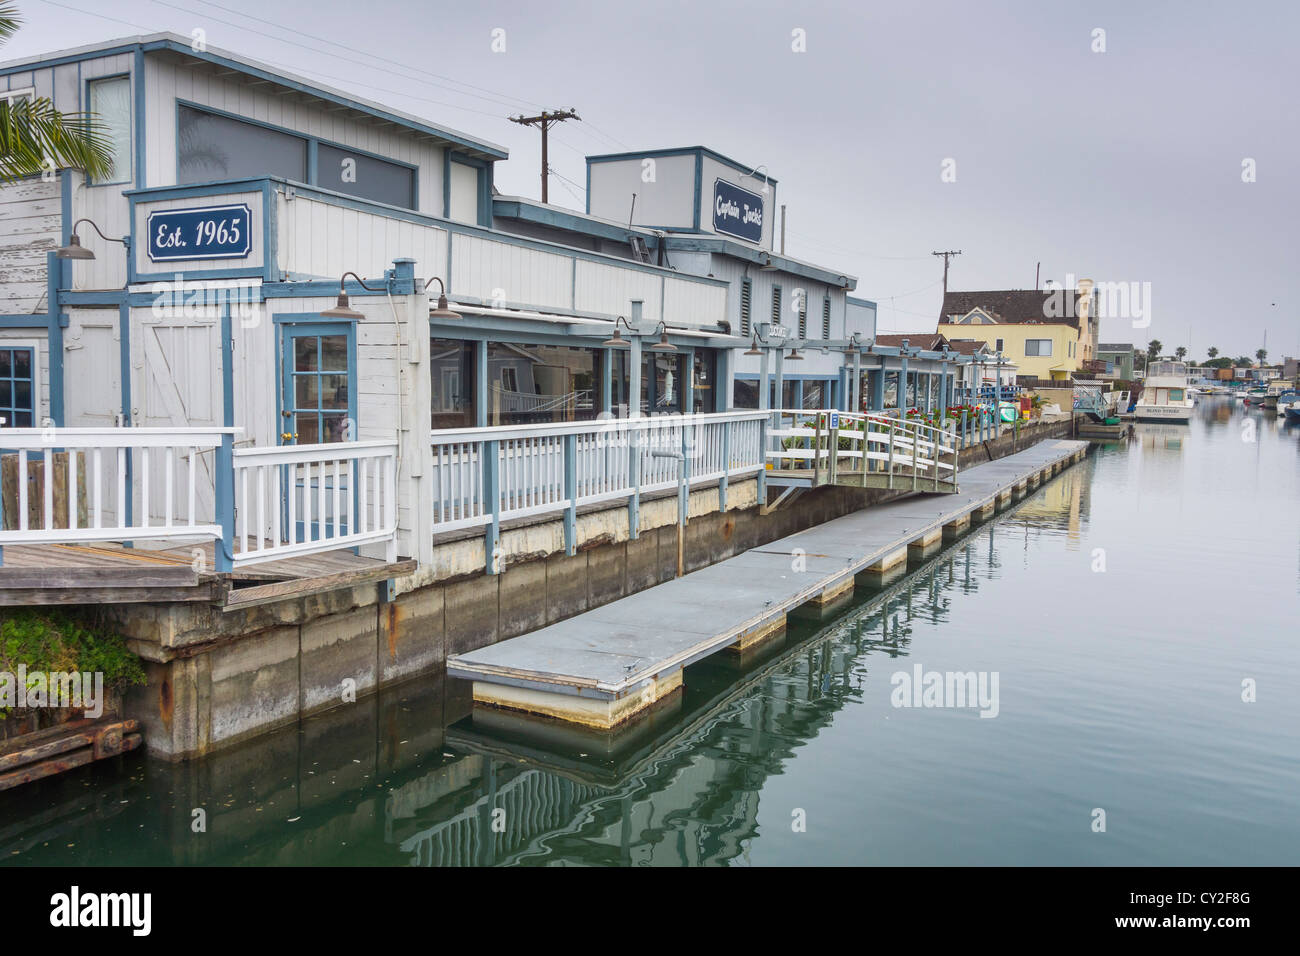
xmin=574 ymin=259 xmax=662 ymax=321
xmin=450 ymin=232 xmax=573 ymax=312
xmin=0 ymin=176 xmax=59 ymax=312
xmin=276 ymin=193 xmax=448 ymax=281
xmin=663 ymin=275 xmax=728 ymax=329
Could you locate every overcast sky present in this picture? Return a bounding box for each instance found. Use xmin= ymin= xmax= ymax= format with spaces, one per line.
xmin=6 ymin=0 xmax=1296 ymax=359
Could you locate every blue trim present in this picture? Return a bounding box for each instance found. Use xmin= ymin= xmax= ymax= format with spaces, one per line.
xmin=692 ymin=153 xmax=702 ymax=231
xmin=133 ymin=49 xmax=146 ymax=189
xmin=277 ymin=317 xmax=358 ymax=446
xmin=663 ymin=235 xmax=855 ymax=288
xmin=118 ymin=300 xmax=131 ymax=425
xmin=492 ymin=198 xmax=659 ymax=244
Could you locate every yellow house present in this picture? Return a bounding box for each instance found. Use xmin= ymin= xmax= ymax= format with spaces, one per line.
xmin=936 ymin=287 xmax=1098 ymax=381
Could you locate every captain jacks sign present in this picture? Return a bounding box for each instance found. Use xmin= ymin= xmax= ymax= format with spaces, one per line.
xmin=146 ymin=203 xmax=252 ymax=262
xmin=712 ymin=179 xmax=764 ymax=244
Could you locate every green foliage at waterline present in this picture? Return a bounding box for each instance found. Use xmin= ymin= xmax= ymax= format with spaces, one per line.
xmin=0 ymin=609 xmax=145 ymax=718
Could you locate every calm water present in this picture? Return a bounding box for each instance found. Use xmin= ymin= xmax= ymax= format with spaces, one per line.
xmin=4 ymin=398 xmax=1298 ymax=866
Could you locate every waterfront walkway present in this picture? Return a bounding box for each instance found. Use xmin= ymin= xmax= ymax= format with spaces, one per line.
xmin=448 ymin=439 xmax=1090 ymax=729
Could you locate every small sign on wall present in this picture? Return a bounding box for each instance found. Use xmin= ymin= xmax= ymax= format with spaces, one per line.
xmin=712 ymin=179 xmax=764 ymax=243
xmin=146 ymin=203 xmax=252 ymax=262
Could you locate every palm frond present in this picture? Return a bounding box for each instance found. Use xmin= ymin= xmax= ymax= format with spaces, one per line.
xmin=0 ymin=4 xmax=21 ymax=45
xmin=0 ymin=97 xmax=116 ymax=184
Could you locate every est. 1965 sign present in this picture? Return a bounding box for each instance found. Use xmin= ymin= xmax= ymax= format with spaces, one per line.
xmin=146 ymin=203 xmax=252 ymax=262
xmin=712 ymin=179 xmax=764 ymax=244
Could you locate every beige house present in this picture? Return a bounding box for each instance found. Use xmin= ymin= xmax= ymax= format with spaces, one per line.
xmin=936 ymin=287 xmax=1098 ymax=381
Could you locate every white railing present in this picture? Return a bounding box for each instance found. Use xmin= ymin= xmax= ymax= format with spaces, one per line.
xmin=231 ymin=439 xmax=398 ymax=567
xmin=429 ymin=411 xmax=768 ymax=535
xmin=766 ymin=408 xmax=960 ymax=489
xmin=0 ymin=427 xmax=236 ymax=545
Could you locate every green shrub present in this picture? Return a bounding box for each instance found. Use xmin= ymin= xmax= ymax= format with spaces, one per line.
xmin=0 ymin=609 xmax=145 ymax=719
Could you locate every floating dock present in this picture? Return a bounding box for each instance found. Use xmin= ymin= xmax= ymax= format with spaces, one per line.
xmin=448 ymin=439 xmax=1090 ymax=729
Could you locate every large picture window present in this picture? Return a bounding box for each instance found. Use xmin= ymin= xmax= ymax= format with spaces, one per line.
xmin=88 ymin=76 xmax=131 ymax=184
xmin=177 ymin=105 xmax=417 ymax=209
xmin=179 ymin=105 xmax=307 ymax=184
xmin=487 ymin=342 xmax=602 ymax=426
xmin=1025 ymin=339 xmax=1053 ymax=357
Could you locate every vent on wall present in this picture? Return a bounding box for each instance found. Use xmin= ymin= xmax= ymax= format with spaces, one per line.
xmin=740 ymin=277 xmax=752 ymax=336
xmin=822 ymin=297 xmax=831 ymax=339
xmin=797 ymin=299 xmax=807 ymax=339
xmin=771 ymin=286 xmax=782 ymax=328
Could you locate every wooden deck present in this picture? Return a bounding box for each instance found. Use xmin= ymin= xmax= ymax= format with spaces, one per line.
xmin=448 ymin=439 xmax=1090 ymax=729
xmin=0 ymin=539 xmax=414 ymax=608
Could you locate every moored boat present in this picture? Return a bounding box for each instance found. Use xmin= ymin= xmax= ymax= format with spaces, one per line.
xmin=1134 ymin=361 xmax=1194 ymax=423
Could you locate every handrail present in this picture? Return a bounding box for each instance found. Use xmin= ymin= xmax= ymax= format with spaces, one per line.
xmin=430 ymin=409 xmax=769 ymax=444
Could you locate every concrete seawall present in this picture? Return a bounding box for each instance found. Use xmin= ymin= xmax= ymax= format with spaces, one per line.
xmin=115 ymin=417 xmax=1077 ymax=759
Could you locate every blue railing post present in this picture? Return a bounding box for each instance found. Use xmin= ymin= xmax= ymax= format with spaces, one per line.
xmin=627 ymin=425 xmax=641 ymax=540
xmin=215 ymin=432 xmax=234 ymax=573
xmin=564 ymin=432 xmax=578 ymax=556
xmin=757 ymin=418 xmax=768 ymax=500
xmin=483 ymin=440 xmax=500 ymax=573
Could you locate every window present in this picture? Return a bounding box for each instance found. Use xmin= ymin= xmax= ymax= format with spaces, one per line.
xmin=318 ymin=143 xmax=415 ymax=209
xmin=284 ymin=330 xmax=351 ymax=443
xmin=732 ymin=378 xmax=759 ymax=409
xmin=487 ymin=342 xmax=602 ymax=425
xmin=431 ymin=338 xmax=475 ymax=428
xmin=822 ymin=297 xmax=831 ymax=339
xmin=1025 ymin=339 xmax=1053 ymax=357
xmin=739 ymin=277 xmax=752 ymax=336
xmin=88 ymin=76 xmax=131 ymax=184
xmin=0 ymin=346 xmax=36 ymax=427
xmin=179 ymin=105 xmax=308 ymax=184
xmin=995 ymin=338 xmax=1004 ymax=353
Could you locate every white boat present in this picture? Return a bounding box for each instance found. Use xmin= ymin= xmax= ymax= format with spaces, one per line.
xmin=1134 ymin=361 xmax=1195 ymax=423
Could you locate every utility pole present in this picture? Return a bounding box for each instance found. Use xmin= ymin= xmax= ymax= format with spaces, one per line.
xmin=509 ymin=108 xmax=580 ymax=204
xmin=932 ymin=250 xmax=962 ymax=297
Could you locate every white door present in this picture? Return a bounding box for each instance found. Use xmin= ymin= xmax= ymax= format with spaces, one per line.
xmin=132 ymin=313 xmax=222 ymax=527
xmin=64 ymin=310 xmax=121 ymax=427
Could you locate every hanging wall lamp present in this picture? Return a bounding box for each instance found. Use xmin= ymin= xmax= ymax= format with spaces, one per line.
xmin=55 ymin=218 xmax=126 ymax=260
xmin=424 ymin=276 xmax=461 ymax=320
xmin=321 ymin=272 xmax=384 ymax=320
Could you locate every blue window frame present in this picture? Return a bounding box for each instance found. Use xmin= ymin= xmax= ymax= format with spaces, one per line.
xmin=279 ymin=322 xmax=357 ymax=445
xmin=0 ymin=346 xmax=36 ymax=427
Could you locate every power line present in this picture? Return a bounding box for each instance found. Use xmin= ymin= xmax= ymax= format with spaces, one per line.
xmin=510 ymin=109 xmax=580 ymax=203
xmin=179 ymin=0 xmax=632 ymax=153
xmin=932 ymin=250 xmax=962 ymax=296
